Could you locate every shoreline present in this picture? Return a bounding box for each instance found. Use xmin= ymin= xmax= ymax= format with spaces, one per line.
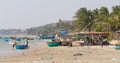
xmin=0 ymin=44 xmax=120 ymax=63
xmin=0 ymin=39 xmax=48 ymax=58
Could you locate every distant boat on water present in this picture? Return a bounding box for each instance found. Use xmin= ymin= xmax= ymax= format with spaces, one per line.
xmin=39 ymin=34 xmax=55 ymax=39
xmin=16 ymin=37 xmax=21 ymax=42
xmin=3 ymin=37 xmax=9 ymax=42
xmin=58 ymin=29 xmax=68 ymax=36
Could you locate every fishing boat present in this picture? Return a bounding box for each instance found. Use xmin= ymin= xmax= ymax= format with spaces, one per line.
xmin=40 ymin=34 xmax=48 ymax=39
xmin=58 ymin=29 xmax=68 ymax=36
xmin=16 ymin=45 xmax=27 ymax=49
xmin=40 ymin=34 xmax=55 ymax=39
xmin=47 ymin=42 xmax=60 ymax=47
xmin=16 ymin=38 xmax=21 ymax=42
xmin=115 ymin=45 xmax=120 ymax=50
xmin=3 ymin=37 xmax=9 ymax=42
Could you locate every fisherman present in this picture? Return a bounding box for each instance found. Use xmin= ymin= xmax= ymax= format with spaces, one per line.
xmin=24 ymin=39 xmax=28 ymax=48
xmin=12 ymin=39 xmax=17 ymax=48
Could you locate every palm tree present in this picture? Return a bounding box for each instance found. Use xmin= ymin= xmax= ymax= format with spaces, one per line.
xmin=93 ymin=7 xmax=110 ymax=32
xmin=74 ymin=8 xmax=94 ymax=32
xmin=108 ymin=5 xmax=120 ymax=32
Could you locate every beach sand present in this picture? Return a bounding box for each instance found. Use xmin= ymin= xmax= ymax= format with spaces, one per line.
xmin=0 ymin=42 xmax=120 ymax=63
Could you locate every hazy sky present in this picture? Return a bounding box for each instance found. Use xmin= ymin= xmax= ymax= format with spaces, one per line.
xmin=0 ymin=0 xmax=119 ymax=29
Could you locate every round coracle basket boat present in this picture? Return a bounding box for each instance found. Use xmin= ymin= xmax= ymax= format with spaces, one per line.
xmin=16 ymin=45 xmax=26 ymax=49
xmin=115 ymin=45 xmax=120 ymax=50
xmin=47 ymin=42 xmax=60 ymax=47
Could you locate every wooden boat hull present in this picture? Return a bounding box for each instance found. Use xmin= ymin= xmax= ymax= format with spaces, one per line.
xmin=16 ymin=45 xmax=26 ymax=49
xmin=47 ymin=42 xmax=60 ymax=47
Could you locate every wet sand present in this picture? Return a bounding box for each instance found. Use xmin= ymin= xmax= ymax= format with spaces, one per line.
xmin=0 ymin=43 xmax=120 ymax=63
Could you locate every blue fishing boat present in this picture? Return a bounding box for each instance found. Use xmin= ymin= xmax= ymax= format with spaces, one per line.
xmin=48 ymin=35 xmax=55 ymax=39
xmin=58 ymin=29 xmax=68 ymax=36
xmin=40 ymin=34 xmax=48 ymax=39
xmin=16 ymin=45 xmax=26 ymax=49
xmin=3 ymin=37 xmax=9 ymax=42
xmin=16 ymin=38 xmax=21 ymax=42
xmin=40 ymin=34 xmax=55 ymax=39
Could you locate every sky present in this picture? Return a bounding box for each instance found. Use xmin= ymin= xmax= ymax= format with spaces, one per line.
xmin=0 ymin=0 xmax=119 ymax=29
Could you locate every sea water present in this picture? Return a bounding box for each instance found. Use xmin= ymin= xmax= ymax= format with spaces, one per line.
xmin=0 ymin=39 xmax=47 ymax=57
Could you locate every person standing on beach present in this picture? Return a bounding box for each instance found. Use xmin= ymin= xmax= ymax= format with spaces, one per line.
xmin=12 ymin=39 xmax=17 ymax=48
xmin=25 ymin=39 xmax=28 ymax=48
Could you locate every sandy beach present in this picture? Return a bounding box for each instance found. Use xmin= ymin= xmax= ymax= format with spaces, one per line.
xmin=0 ymin=41 xmax=120 ymax=63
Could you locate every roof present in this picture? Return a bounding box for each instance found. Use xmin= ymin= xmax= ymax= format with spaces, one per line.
xmin=69 ymin=32 xmax=109 ymax=35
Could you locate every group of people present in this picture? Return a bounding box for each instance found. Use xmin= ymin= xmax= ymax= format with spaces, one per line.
xmin=12 ymin=39 xmax=29 ymax=48
xmin=54 ymin=33 xmax=72 ymax=46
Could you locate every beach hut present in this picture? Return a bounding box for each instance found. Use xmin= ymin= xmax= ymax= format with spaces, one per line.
xmin=69 ymin=32 xmax=109 ymax=46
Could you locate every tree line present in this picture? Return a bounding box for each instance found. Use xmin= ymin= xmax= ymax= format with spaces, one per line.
xmin=25 ymin=20 xmax=74 ymax=35
xmin=0 ymin=5 xmax=119 ymax=36
xmin=74 ymin=5 xmax=120 ymax=32
xmin=24 ymin=5 xmax=120 ymax=35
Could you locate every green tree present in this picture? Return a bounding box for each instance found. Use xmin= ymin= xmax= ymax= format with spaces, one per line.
xmin=108 ymin=5 xmax=120 ymax=32
xmin=74 ymin=8 xmax=94 ymax=32
xmin=93 ymin=7 xmax=110 ymax=32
